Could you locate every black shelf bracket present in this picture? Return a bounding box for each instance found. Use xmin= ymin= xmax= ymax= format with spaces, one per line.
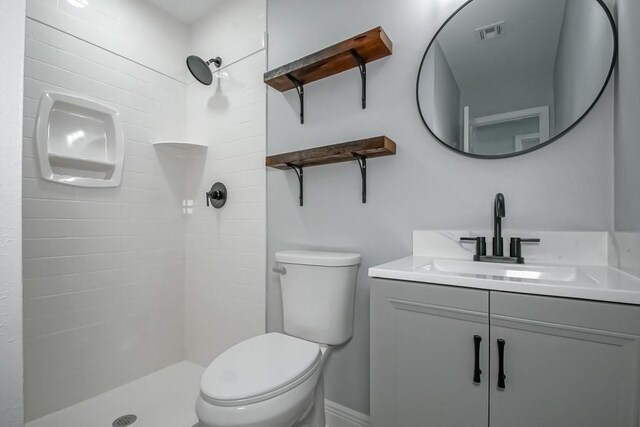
xmin=286 ymin=163 xmax=304 ymax=206
xmin=351 ymin=50 xmax=367 ymax=109
xmin=287 ymin=75 xmax=304 ymax=124
xmin=353 ymin=154 xmax=367 ymax=203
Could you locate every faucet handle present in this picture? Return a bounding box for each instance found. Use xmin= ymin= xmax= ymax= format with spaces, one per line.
xmin=509 ymin=237 xmax=540 ymax=263
xmin=460 ymin=237 xmax=487 ymax=261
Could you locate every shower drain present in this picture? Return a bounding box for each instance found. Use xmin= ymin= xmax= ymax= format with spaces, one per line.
xmin=112 ymin=414 xmax=137 ymax=426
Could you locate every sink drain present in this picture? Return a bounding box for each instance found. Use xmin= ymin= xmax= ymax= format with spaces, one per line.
xmin=112 ymin=414 xmax=137 ymax=426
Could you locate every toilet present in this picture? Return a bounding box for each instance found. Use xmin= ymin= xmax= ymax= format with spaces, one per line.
xmin=196 ymin=250 xmax=362 ymax=427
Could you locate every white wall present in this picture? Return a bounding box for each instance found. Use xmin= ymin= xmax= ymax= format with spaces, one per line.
xmin=27 ymin=0 xmax=190 ymax=82
xmin=21 ymin=0 xmax=268 ymax=420
xmin=614 ymin=0 xmax=640 ymax=276
xmin=266 ymin=0 xmax=614 ymax=414
xmin=184 ymin=0 xmax=267 ymax=367
xmin=22 ymin=15 xmax=188 ymax=422
xmin=188 ymin=0 xmax=265 ymax=76
xmin=0 ymin=2 xmax=26 ymax=426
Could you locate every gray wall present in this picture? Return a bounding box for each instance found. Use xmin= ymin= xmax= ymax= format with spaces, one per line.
xmin=615 ymin=0 xmax=640 ymax=232
xmin=418 ymin=41 xmax=461 ymax=147
xmin=614 ymin=0 xmax=640 ymax=275
xmin=554 ymin=0 xmax=614 ymax=132
xmin=473 ymin=116 xmax=541 ymax=156
xmin=460 ymin=71 xmax=556 ymax=153
xmin=0 ymin=1 xmax=25 ymax=425
xmin=266 ymin=0 xmax=614 ymax=414
xmin=461 ymin=71 xmax=555 ymax=125
xmin=432 ymin=42 xmax=461 ymax=145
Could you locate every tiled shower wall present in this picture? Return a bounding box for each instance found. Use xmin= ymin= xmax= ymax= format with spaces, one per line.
xmin=184 ymin=0 xmax=267 ymax=367
xmin=22 ymin=19 xmax=187 ymax=421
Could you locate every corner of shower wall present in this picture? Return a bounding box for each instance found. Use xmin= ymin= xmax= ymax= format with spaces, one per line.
xmin=183 ymin=0 xmax=268 ymax=368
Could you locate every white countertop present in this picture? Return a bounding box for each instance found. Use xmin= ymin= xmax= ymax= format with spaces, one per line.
xmin=369 ymin=256 xmax=640 ymax=305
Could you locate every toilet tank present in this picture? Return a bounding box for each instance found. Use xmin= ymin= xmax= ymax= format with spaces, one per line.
xmin=275 ymin=250 xmax=362 ymax=345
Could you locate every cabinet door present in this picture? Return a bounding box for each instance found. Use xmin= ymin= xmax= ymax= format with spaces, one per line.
xmin=490 ymin=292 xmax=640 ymax=427
xmin=371 ymin=279 xmax=490 ymax=427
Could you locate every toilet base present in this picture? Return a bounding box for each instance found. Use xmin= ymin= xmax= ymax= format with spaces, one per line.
xmin=294 ymin=373 xmax=325 ymax=427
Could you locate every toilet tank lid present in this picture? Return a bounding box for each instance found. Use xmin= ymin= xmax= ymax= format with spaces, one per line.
xmin=275 ymin=250 xmax=362 ymax=267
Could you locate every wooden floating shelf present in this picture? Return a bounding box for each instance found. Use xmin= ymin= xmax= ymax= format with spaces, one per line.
xmin=264 ymin=27 xmax=393 ymax=123
xmin=264 ymin=27 xmax=392 ymax=92
xmin=266 ymin=136 xmax=396 ymax=169
xmin=266 ymin=136 xmax=396 ymax=206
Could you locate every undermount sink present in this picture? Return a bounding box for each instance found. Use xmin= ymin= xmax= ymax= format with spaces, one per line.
xmin=427 ymin=259 xmax=578 ymax=282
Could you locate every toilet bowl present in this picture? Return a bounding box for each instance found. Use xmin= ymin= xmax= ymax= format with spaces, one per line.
xmin=196 ymin=250 xmax=361 ymax=427
xmin=196 ymin=333 xmax=329 ymax=427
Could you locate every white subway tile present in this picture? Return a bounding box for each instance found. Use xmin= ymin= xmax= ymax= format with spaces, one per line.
xmin=23 ymin=19 xmax=187 ymax=420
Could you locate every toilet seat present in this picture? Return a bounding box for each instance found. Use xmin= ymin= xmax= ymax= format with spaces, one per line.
xmin=200 ymin=333 xmax=321 ymax=407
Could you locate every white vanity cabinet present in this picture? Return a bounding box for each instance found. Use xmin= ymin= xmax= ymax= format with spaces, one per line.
xmin=371 ymin=279 xmax=640 ymax=427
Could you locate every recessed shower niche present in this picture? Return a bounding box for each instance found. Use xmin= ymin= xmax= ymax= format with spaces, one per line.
xmin=35 ymin=92 xmax=124 ymax=187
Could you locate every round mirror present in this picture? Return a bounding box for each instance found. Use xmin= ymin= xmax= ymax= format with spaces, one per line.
xmin=417 ymin=0 xmax=617 ymax=158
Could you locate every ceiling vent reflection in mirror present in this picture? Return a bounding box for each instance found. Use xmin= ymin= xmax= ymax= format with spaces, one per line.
xmin=476 ymin=21 xmax=505 ymax=41
xmin=34 ymin=92 xmax=124 ymax=187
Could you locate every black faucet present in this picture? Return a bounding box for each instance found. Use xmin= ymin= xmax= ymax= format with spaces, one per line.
xmin=460 ymin=193 xmax=540 ymax=264
xmin=493 ymin=193 xmax=505 ymax=256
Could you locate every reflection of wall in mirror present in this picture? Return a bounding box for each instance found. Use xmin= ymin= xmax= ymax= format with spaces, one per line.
xmin=422 ymin=41 xmax=461 ymax=148
xmin=471 ymin=114 xmax=542 ymax=156
xmin=460 ymin=72 xmax=555 ymax=138
xmin=554 ymin=0 xmax=613 ymax=133
xmin=434 ymin=0 xmax=567 ymax=149
xmin=468 ymin=106 xmax=550 ymax=155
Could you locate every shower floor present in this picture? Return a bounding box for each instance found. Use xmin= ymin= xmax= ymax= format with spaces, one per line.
xmin=26 ymin=361 xmax=205 ymax=427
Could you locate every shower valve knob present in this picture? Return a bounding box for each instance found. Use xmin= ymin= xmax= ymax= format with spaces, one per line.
xmin=206 ymin=182 xmax=227 ymax=209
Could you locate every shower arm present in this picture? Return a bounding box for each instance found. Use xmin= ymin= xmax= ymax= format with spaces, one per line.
xmin=206 ymin=57 xmax=222 ymax=68
xmin=210 ymin=47 xmax=264 ymax=74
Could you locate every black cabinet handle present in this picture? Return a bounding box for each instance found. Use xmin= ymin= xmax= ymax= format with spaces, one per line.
xmin=497 ymin=339 xmax=506 ymax=389
xmin=473 ymin=335 xmax=482 ymax=384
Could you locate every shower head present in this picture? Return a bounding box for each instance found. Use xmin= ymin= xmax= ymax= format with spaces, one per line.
xmin=186 ymin=55 xmax=222 ymax=86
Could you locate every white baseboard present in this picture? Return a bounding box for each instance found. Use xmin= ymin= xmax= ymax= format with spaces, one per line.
xmin=196 ymin=399 xmax=368 ymax=427
xmin=325 ymin=399 xmax=370 ymax=427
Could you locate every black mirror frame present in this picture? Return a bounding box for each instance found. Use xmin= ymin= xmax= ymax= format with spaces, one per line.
xmin=416 ymin=0 xmax=618 ymax=160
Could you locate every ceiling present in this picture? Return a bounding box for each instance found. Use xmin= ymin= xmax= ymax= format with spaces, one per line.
xmin=144 ymin=0 xmax=221 ymax=24
xmin=436 ymin=0 xmax=568 ymax=93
